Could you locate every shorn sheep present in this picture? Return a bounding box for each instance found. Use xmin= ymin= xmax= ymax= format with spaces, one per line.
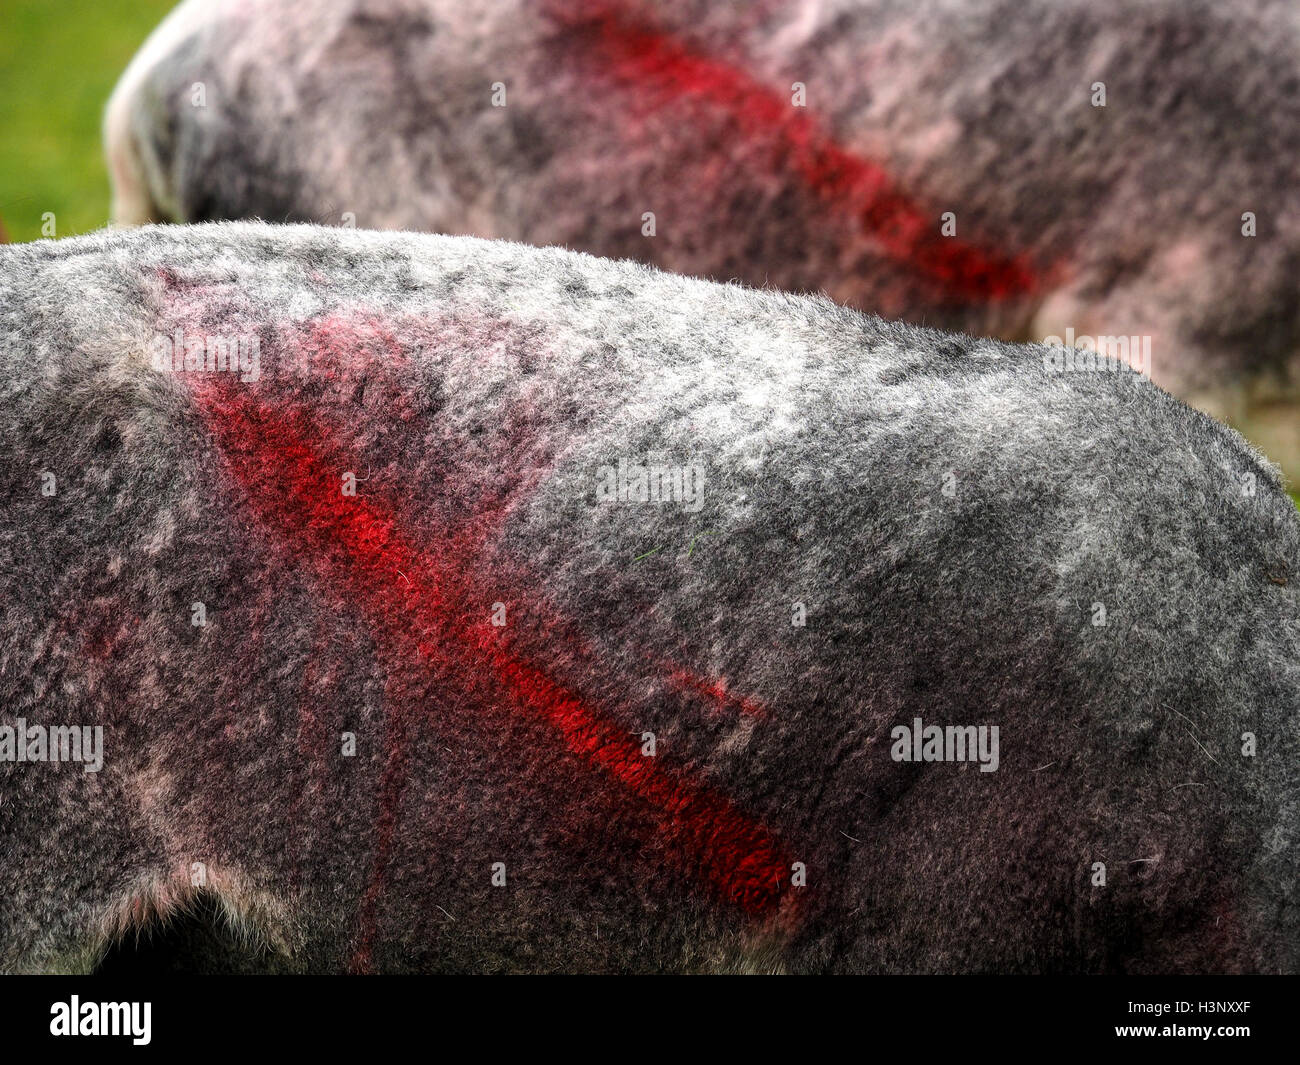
xmin=105 ymin=0 xmax=1300 ymax=478
xmin=1 ymin=222 xmax=1296 ymax=972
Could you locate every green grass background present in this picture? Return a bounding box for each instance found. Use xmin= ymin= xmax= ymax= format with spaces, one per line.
xmin=0 ymin=0 xmax=175 ymax=243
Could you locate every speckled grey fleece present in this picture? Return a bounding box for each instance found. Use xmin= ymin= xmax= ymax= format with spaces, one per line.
xmin=1 ymin=222 xmax=1297 ymax=973
xmin=105 ymin=0 xmax=1300 ymax=477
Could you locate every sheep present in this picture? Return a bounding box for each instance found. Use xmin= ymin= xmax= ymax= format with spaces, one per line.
xmin=2 ymin=221 xmax=1296 ymax=972
xmin=104 ymin=0 xmax=1300 ymax=479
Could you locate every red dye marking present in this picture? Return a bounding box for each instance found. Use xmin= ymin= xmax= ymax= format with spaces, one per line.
xmin=552 ymin=1 xmax=1047 ymax=303
xmin=191 ymin=376 xmax=798 ymax=950
xmin=484 ymin=652 xmax=788 ymax=905
xmin=663 ymin=665 xmax=766 ymax=719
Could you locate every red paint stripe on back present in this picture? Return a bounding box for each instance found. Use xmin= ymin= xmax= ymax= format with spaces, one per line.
xmin=555 ymin=1 xmax=1045 ymax=302
xmin=193 ymin=378 xmax=799 ymax=940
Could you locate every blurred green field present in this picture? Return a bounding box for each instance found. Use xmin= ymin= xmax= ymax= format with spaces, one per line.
xmin=0 ymin=0 xmax=175 ymax=243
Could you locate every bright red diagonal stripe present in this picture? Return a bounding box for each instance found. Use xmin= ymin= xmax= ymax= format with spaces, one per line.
xmin=556 ymin=1 xmax=1043 ymax=302
xmin=192 ymin=378 xmax=799 ymax=944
